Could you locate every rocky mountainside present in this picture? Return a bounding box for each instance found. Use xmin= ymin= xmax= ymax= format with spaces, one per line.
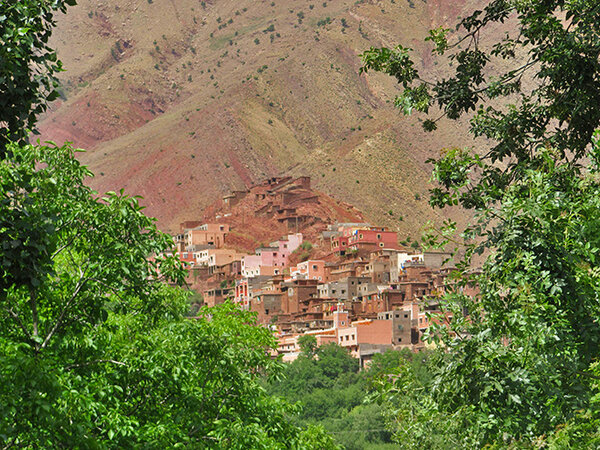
xmin=39 ymin=0 xmax=492 ymax=237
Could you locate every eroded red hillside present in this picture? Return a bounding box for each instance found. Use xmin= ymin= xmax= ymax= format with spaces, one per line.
xmin=193 ymin=176 xmax=365 ymax=254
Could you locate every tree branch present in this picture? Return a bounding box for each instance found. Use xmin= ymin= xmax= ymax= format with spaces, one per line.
xmin=40 ymin=265 xmax=89 ymax=350
xmin=6 ymin=308 xmax=32 ymax=343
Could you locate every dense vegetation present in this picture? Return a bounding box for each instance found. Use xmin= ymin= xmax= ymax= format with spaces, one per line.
xmin=0 ymin=141 xmax=339 ymax=448
xmin=266 ymin=338 xmax=431 ymax=450
xmin=0 ymin=1 xmax=338 ymax=447
xmin=361 ymin=0 xmax=600 ymax=447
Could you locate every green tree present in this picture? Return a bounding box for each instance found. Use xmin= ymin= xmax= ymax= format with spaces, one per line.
xmin=0 ymin=142 xmax=337 ymax=448
xmin=0 ymin=0 xmax=76 ymax=154
xmin=298 ymin=334 xmax=318 ymax=358
xmin=361 ymin=1 xmax=600 ymax=446
xmin=0 ymin=2 xmax=340 ymax=446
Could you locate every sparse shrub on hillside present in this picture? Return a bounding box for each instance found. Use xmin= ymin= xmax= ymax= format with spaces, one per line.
xmin=254 ymin=38 xmax=260 ymax=45
xmin=322 ymin=2 xmax=327 ymax=7
xmin=297 ymin=11 xmax=304 ymax=24
xmin=358 ymin=22 xmax=368 ymax=39
xmin=309 ymin=4 xmax=314 ymax=9
xmin=341 ymin=18 xmax=348 ymax=28
xmin=316 ymin=17 xmax=332 ymax=27
xmin=110 ymin=47 xmax=119 ymax=62
xmin=264 ymin=24 xmax=275 ymax=33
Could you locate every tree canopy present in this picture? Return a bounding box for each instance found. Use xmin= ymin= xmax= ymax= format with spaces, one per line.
xmin=0 ymin=142 xmax=338 ymax=447
xmin=0 ymin=1 xmax=342 ymax=446
xmin=0 ymin=0 xmax=76 ymax=155
xmin=361 ymin=1 xmax=600 ymax=447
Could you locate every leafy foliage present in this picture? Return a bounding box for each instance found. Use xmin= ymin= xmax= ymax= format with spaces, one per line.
xmin=0 ymin=1 xmax=76 ymax=154
xmin=361 ymin=0 xmax=600 ymax=209
xmin=266 ymin=346 xmax=427 ymax=449
xmin=0 ymin=142 xmax=337 ymax=448
xmin=361 ymin=1 xmax=600 ymax=447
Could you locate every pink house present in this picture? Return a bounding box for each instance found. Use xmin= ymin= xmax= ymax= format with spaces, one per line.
xmin=241 ymin=233 xmax=303 ymax=277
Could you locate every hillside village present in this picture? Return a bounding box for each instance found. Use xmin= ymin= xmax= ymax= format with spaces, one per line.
xmin=162 ymin=175 xmax=469 ymax=366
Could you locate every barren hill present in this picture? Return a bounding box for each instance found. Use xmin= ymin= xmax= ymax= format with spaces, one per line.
xmin=39 ymin=0 xmax=491 ymax=238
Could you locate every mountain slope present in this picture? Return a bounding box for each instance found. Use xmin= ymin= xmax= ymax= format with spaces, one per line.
xmin=39 ymin=0 xmax=488 ymax=235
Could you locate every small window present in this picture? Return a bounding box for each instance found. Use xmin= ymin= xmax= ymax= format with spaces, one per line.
xmin=404 ymin=314 xmax=409 ymax=318
xmin=379 ymin=242 xmax=385 ymax=247
xmin=377 ymin=234 xmax=381 ymax=239
xmin=398 ymin=337 xmax=402 ymax=343
xmin=312 ymin=265 xmax=317 ymax=270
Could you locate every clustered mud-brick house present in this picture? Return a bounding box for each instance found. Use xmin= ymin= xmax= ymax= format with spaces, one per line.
xmin=160 ymin=177 xmax=468 ymax=364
